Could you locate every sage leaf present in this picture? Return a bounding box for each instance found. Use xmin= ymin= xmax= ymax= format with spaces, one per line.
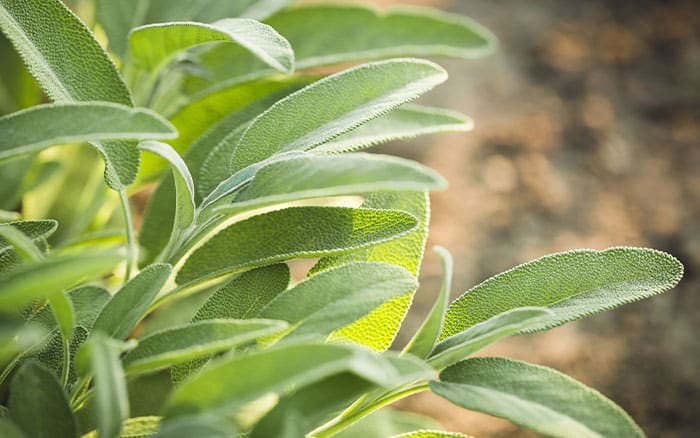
xmin=0 ymin=103 xmax=176 ymax=162
xmin=430 ymin=357 xmax=644 ymax=438
xmin=123 ymin=319 xmax=288 ymax=374
xmin=0 ymin=224 xmax=43 ymax=263
xmin=93 ymin=263 xmax=172 ymax=340
xmin=0 ymin=220 xmax=56 ymax=272
xmin=0 ymin=418 xmax=26 ymax=438
xmin=176 ymin=206 xmax=418 ymax=284
xmin=441 ymin=247 xmax=684 ymax=338
xmin=81 ymin=416 xmax=161 ymax=438
xmin=391 ymin=433 xmax=472 ymax=438
xmin=156 ymin=414 xmax=235 ymax=438
xmin=229 ymin=59 xmax=447 ymax=172
xmin=8 ymin=362 xmax=76 ymax=438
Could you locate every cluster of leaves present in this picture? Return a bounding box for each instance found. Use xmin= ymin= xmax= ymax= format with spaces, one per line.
xmin=0 ymin=1 xmax=684 ymax=437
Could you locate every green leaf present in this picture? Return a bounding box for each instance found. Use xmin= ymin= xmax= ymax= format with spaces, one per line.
xmin=129 ymin=19 xmax=293 ymax=74
xmin=0 ymin=103 xmax=176 ymax=162
xmin=0 ymin=220 xmax=56 ymax=272
xmin=8 ymin=362 xmax=76 ymax=438
xmin=0 ymin=253 xmax=122 ymax=312
xmin=30 ymin=286 xmax=111 ymax=332
xmin=0 ymin=224 xmax=43 ymax=262
xmin=139 ymin=142 xmax=195 ymax=245
xmin=229 ymin=59 xmax=447 ymax=172
xmin=93 ymin=263 xmax=172 ymax=340
xmin=0 ymin=0 xmax=139 ymax=188
xmin=123 ymin=319 xmax=288 ymax=374
xmin=164 ymin=342 xmax=433 ymax=418
xmin=336 ymin=409 xmax=441 ymax=438
xmin=404 ymin=246 xmax=453 ymax=358
xmin=176 ymin=206 xmax=418 ymax=284
xmin=316 ymin=105 xmax=472 ymax=153
xmin=430 ymin=357 xmax=644 ymax=438
xmin=391 ymin=432 xmax=472 ymax=438
xmin=156 ymin=414 xmax=235 ymax=438
xmin=313 ymin=192 xmax=430 ymax=351
xmin=428 ymin=308 xmax=552 ymax=370
xmin=0 ymin=418 xmax=27 ymax=438
xmin=441 ymin=247 xmax=684 ymax=338
xmin=211 ymin=153 xmax=446 ymax=216
xmin=80 ymin=333 xmax=129 ymax=438
xmin=82 ymin=416 xmax=161 ymax=438
xmin=259 ymin=262 xmax=417 ymax=341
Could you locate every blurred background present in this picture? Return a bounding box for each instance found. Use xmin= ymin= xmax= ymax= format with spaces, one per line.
xmin=357 ymin=0 xmax=699 ymax=436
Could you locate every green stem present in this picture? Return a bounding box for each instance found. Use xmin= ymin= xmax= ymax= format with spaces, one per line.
xmin=119 ymin=189 xmax=137 ymax=283
xmin=60 ymin=336 xmax=71 ymax=389
xmin=309 ymin=383 xmax=429 ymax=438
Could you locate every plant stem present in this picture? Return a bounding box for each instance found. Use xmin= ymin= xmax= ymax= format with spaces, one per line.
xmin=60 ymin=336 xmax=71 ymax=389
xmin=119 ymin=189 xmax=137 ymax=283
xmin=309 ymin=383 xmax=429 ymax=438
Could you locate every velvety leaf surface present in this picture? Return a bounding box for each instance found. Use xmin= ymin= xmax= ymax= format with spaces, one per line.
xmin=0 ymin=220 xmax=56 ymax=272
xmin=441 ymin=247 xmax=684 ymax=338
xmin=431 ymin=357 xmax=644 ymax=438
xmin=82 ymin=416 xmax=161 ymax=438
xmin=0 ymin=103 xmax=176 ymax=161
xmin=229 ymin=59 xmax=447 ymax=172
xmin=176 ymin=206 xmax=418 ymax=284
xmin=391 ymin=432 xmax=472 ymax=438
xmin=156 ymin=414 xmax=235 ymax=438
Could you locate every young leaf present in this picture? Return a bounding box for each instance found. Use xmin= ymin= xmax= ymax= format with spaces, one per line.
xmin=259 ymin=262 xmax=417 ymax=340
xmin=428 ymin=308 xmax=552 ymax=370
xmin=122 ymin=319 xmax=288 ymax=374
xmin=315 ymin=105 xmax=472 ymax=153
xmin=129 ymin=19 xmax=293 ymax=74
xmin=229 ymin=59 xmax=447 ymax=172
xmin=0 ymin=253 xmax=122 ymax=311
xmin=403 ymin=246 xmax=453 ymax=358
xmin=430 ymin=357 xmax=644 ymax=438
xmin=441 ymin=247 xmax=684 ymax=339
xmin=164 ymin=342 xmax=433 ymax=418
xmin=8 ymin=362 xmax=76 ymax=438
xmin=79 ymin=333 xmax=129 ymax=438
xmin=176 ymin=206 xmax=418 ymax=284
xmin=0 ymin=0 xmax=139 ymax=188
xmin=211 ymin=153 xmax=446 ymax=216
xmin=0 ymin=103 xmax=176 ymax=162
xmin=93 ymin=263 xmax=172 ymax=340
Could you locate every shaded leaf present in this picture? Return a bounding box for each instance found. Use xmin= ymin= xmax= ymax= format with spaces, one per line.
xmin=336 ymin=409 xmax=441 ymax=438
xmin=0 ymin=220 xmax=56 ymax=272
xmin=156 ymin=414 xmax=235 ymax=438
xmin=82 ymin=416 xmax=161 ymax=438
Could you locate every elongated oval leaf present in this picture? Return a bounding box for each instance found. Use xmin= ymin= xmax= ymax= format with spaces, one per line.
xmin=212 ymin=153 xmax=446 ymax=216
xmin=229 ymin=59 xmax=447 ymax=172
xmin=176 ymin=206 xmax=418 ymax=284
xmin=129 ymin=19 xmax=293 ymax=74
xmin=428 ymin=308 xmax=552 ymax=370
xmin=259 ymin=262 xmax=417 ymax=340
xmin=93 ymin=263 xmax=172 ymax=340
xmin=0 ymin=253 xmax=122 ymax=311
xmin=165 ymin=343 xmax=432 ymax=417
xmin=0 ymin=0 xmax=139 ymax=188
xmin=0 ymin=220 xmax=56 ymax=272
xmin=441 ymin=247 xmax=684 ymax=338
xmin=431 ymin=357 xmax=644 ymax=438
xmin=0 ymin=103 xmax=176 ymax=161
xmin=8 ymin=362 xmax=76 ymax=438
xmin=123 ymin=319 xmax=288 ymax=374
xmin=0 ymin=224 xmax=43 ymax=262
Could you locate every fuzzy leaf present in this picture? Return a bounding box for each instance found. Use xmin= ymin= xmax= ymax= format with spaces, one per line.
xmin=441 ymin=247 xmax=684 ymax=338
xmin=123 ymin=319 xmax=288 ymax=374
xmin=0 ymin=224 xmax=43 ymax=262
xmin=176 ymin=206 xmax=418 ymax=284
xmin=8 ymin=362 xmax=76 ymax=438
xmin=0 ymin=0 xmax=139 ymax=188
xmin=164 ymin=343 xmax=433 ymax=418
xmin=156 ymin=414 xmax=235 ymax=438
xmin=428 ymin=308 xmax=552 ymax=370
xmin=391 ymin=432 xmax=472 ymax=438
xmin=259 ymin=262 xmax=417 ymax=341
xmin=82 ymin=416 xmax=161 ymax=438
xmin=0 ymin=103 xmax=176 ymax=162
xmin=431 ymin=357 xmax=644 ymax=438
xmin=0 ymin=220 xmax=56 ymax=272
xmin=93 ymin=264 xmax=172 ymax=340
xmin=129 ymin=19 xmax=293 ymax=75
xmin=229 ymin=59 xmax=447 ymax=172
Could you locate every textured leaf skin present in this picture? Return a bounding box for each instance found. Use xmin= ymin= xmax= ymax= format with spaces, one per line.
xmin=259 ymin=262 xmax=417 ymax=340
xmin=313 ymin=192 xmax=430 ymax=350
xmin=122 ymin=319 xmax=288 ymax=374
xmin=93 ymin=264 xmax=172 ymax=340
xmin=441 ymin=247 xmax=684 ymax=339
xmin=316 ymin=105 xmax=472 ymax=153
xmin=82 ymin=416 xmax=161 ymax=438
xmin=0 ymin=0 xmax=138 ymax=188
xmin=129 ymin=19 xmax=293 ymax=73
xmin=164 ymin=343 xmax=432 ymax=418
xmin=8 ymin=362 xmax=76 ymax=438
xmin=229 ymin=59 xmax=447 ymax=172
xmin=0 ymin=103 xmax=176 ymax=161
xmin=0 ymin=220 xmax=56 ymax=272
xmin=391 ymin=432 xmax=472 ymax=438
xmin=176 ymin=206 xmax=418 ymax=284
xmin=156 ymin=414 xmax=235 ymax=438
xmin=431 ymin=357 xmax=644 ymax=438
xmin=428 ymin=308 xmax=551 ymax=370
